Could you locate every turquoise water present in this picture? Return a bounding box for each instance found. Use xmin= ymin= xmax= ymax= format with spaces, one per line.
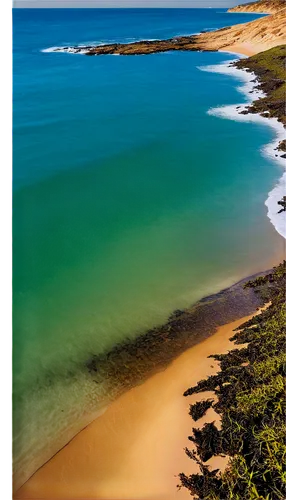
xmin=13 ymin=8 xmax=284 ymax=484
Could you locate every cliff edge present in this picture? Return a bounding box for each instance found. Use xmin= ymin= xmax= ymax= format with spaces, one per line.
xmin=228 ymin=0 xmax=285 ymax=14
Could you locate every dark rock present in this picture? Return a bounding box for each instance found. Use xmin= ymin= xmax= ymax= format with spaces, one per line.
xmin=277 ymin=196 xmax=286 ymax=214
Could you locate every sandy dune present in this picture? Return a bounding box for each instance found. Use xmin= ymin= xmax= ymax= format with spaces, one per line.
xmin=198 ymin=9 xmax=286 ymax=55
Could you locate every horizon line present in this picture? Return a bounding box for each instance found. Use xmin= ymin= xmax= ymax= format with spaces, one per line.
xmin=13 ymin=6 xmax=229 ymax=8
xmin=13 ymin=4 xmax=231 ymax=7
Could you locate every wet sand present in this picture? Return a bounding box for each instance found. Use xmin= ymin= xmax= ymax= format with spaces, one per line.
xmin=15 ymin=313 xmax=257 ymax=500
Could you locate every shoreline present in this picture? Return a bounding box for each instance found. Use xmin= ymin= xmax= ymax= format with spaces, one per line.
xmin=200 ymin=49 xmax=286 ymax=239
xmin=15 ymin=311 xmax=265 ymax=500
xmin=43 ymin=36 xmax=267 ymax=58
xmin=219 ymin=44 xmax=256 ymax=56
xmin=43 ymin=41 xmax=262 ymax=59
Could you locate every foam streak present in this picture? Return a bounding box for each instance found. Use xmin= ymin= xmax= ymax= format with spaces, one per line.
xmin=200 ymin=59 xmax=285 ymax=239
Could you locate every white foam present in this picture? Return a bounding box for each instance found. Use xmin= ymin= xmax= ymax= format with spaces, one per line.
xmin=41 ymin=37 xmax=161 ymax=55
xmin=199 ymin=60 xmax=264 ymax=100
xmin=41 ymin=46 xmax=89 ymax=54
xmin=41 ymin=46 xmax=60 ymax=53
xmin=200 ymin=59 xmax=286 ymax=239
xmin=265 ymin=172 xmax=286 ymax=239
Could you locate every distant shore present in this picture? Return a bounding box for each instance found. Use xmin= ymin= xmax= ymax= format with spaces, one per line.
xmin=46 ymin=1 xmax=285 ymax=57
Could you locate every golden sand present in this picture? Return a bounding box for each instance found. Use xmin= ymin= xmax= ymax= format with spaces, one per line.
xmin=15 ymin=313 xmax=260 ymax=500
xmin=219 ymin=43 xmax=257 ymax=57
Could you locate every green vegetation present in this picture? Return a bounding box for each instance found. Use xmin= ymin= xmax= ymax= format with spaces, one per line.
xmin=179 ymin=262 xmax=286 ymax=500
xmin=235 ymin=45 xmax=286 ymax=125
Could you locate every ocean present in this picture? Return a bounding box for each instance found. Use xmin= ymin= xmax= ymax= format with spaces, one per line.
xmin=13 ymin=7 xmax=285 ymax=486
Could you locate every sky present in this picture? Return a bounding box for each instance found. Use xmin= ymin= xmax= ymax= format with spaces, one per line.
xmin=13 ymin=0 xmax=251 ymax=8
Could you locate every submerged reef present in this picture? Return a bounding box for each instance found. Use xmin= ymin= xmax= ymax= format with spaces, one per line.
xmin=86 ymin=271 xmax=269 ymax=396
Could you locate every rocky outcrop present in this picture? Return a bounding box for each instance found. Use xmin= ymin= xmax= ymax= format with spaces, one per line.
xmin=278 ymin=196 xmax=286 ymax=213
xmin=54 ymin=36 xmax=210 ymax=56
xmin=277 ymin=139 xmax=286 ymax=152
xmin=228 ymin=0 xmax=285 ymax=14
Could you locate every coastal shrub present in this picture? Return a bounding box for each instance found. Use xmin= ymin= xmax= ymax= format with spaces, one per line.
xmin=188 ymin=422 xmax=222 ymax=462
xmin=179 ymin=261 xmax=286 ymax=500
xmin=235 ymin=45 xmax=286 ymax=125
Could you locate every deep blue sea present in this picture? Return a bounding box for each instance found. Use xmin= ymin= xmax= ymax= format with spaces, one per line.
xmin=13 ymin=8 xmax=284 ymax=486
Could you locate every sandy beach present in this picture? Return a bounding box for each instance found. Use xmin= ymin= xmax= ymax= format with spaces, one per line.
xmin=15 ymin=312 xmax=261 ymax=500
xmin=219 ymin=43 xmax=257 ymax=56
